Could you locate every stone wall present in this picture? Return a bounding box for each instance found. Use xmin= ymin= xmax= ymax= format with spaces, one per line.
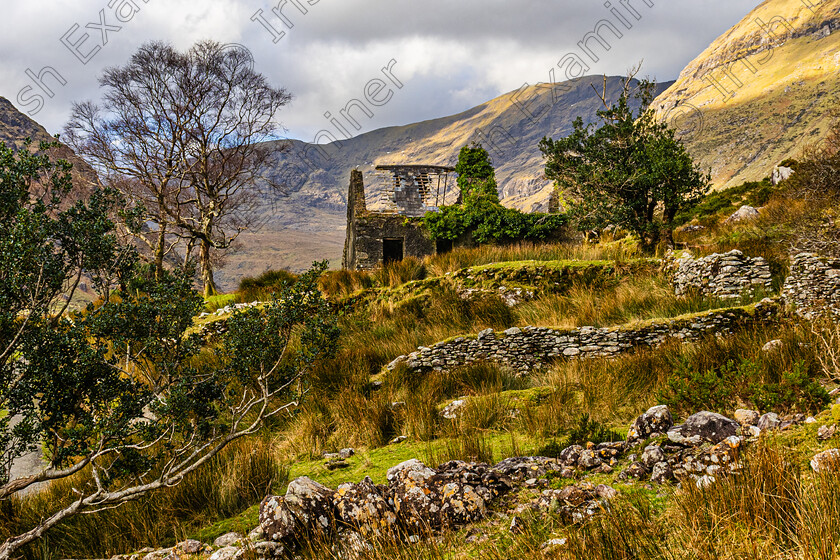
xmin=665 ymin=250 xmax=772 ymax=300
xmin=783 ymin=253 xmax=840 ymax=318
xmin=386 ymin=299 xmax=781 ymax=375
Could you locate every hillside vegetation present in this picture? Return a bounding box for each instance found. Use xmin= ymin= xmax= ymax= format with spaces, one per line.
xmin=7 ymin=194 xmax=840 ymax=559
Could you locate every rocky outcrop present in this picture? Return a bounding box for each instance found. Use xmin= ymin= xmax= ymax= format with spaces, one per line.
xmin=664 ymin=250 xmax=773 ymax=300
xmin=252 ymin=404 xmax=812 ymax=555
xmin=255 ymin=457 xmax=555 ymax=550
xmin=387 ymin=299 xmax=781 ymax=374
xmin=333 ymin=477 xmax=397 ymax=537
xmin=783 ymin=253 xmax=840 ymax=319
xmin=772 ymin=166 xmax=794 ymax=186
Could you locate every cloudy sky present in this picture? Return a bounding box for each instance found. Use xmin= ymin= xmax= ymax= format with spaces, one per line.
xmin=0 ymin=0 xmax=759 ymax=141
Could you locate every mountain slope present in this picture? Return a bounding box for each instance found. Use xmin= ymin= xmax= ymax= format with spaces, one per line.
xmin=0 ymin=96 xmax=98 ymax=192
xmin=652 ymin=0 xmax=840 ymax=189
xmin=219 ymin=77 xmax=671 ymax=288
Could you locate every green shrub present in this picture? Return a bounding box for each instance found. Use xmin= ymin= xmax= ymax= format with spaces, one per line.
xmin=749 ymin=360 xmax=830 ymax=414
xmin=673 ymin=177 xmax=776 ymax=227
xmin=537 ymin=414 xmax=623 ymax=457
xmin=658 ymin=357 xmax=829 ymax=416
xmin=424 ymin=198 xmax=567 ymax=245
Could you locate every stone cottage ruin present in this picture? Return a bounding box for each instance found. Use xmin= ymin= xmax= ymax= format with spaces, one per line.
xmin=343 ymin=165 xmax=455 ymax=270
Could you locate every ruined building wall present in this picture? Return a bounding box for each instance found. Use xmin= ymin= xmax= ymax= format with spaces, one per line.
xmin=664 ymin=250 xmax=773 ymax=300
xmin=343 ymin=170 xmax=436 ymax=270
xmin=783 ymin=253 xmax=840 ymax=318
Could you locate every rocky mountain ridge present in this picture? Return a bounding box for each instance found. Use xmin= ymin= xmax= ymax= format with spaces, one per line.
xmin=652 ymin=0 xmax=840 ymax=188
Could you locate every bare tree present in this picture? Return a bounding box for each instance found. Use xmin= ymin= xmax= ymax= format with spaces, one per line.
xmin=65 ymin=41 xmax=291 ymax=294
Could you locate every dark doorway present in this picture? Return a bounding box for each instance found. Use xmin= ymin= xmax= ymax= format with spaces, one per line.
xmin=383 ymin=238 xmax=404 ymax=264
xmin=436 ymin=238 xmax=453 ymax=255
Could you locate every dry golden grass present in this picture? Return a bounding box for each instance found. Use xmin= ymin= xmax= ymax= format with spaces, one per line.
xmin=0 ymin=437 xmax=284 ymax=560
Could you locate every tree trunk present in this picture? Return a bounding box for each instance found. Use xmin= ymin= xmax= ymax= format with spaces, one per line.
xmin=661 ymin=202 xmax=677 ymax=250
xmin=183 ymin=238 xmax=195 ymax=271
xmin=200 ymin=238 xmax=217 ymax=297
xmin=154 ymin=222 xmax=167 ymax=281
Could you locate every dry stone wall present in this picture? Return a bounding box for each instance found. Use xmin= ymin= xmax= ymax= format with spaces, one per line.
xmin=387 ymin=299 xmax=781 ymax=375
xmin=665 ymin=250 xmax=772 ymax=300
xmin=783 ymin=253 xmax=840 ymax=318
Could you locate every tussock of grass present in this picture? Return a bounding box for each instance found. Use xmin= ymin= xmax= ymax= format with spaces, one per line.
xmin=516 ymin=275 xmax=749 ymax=329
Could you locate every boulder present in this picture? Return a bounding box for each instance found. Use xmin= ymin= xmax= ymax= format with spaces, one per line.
xmin=594 ymin=441 xmax=626 ymax=462
xmin=284 ymin=476 xmax=334 ymax=531
xmin=577 ymin=449 xmax=602 ymax=470
xmin=387 ymin=460 xmax=441 ymax=532
xmin=650 ymin=462 xmax=674 ymax=484
xmin=627 ymin=405 xmax=673 ymax=443
xmin=734 ymin=409 xmax=760 ymax=426
xmin=208 ymin=547 xmax=240 ymax=560
xmin=176 ymin=540 xmax=205 ymax=555
xmin=811 ymin=449 xmax=840 ymax=472
xmin=438 ymin=480 xmax=487 ymax=527
xmin=640 ymin=444 xmax=665 ymax=468
xmin=725 ymin=205 xmax=760 ymax=224
xmin=757 ymin=412 xmax=781 ymax=432
xmin=595 ymin=484 xmax=618 ymax=499
xmin=557 ymin=445 xmax=583 ymax=467
xmin=251 ymin=541 xmax=286 ymax=558
xmin=772 ymin=165 xmax=794 ymax=186
xmin=213 ymin=533 xmax=243 ymax=548
xmin=667 ymin=412 xmax=739 ymax=446
xmin=259 ymin=496 xmax=297 ymax=542
xmin=535 ymin=483 xmax=618 ymax=523
xmin=441 ymin=400 xmax=466 ymax=420
xmin=696 ymin=475 xmax=717 ymax=489
xmin=386 ymin=459 xmax=497 ymax=532
xmin=435 ymin=461 xmax=509 ymax=497
xmin=762 ymin=339 xmax=784 ymax=353
xmin=620 ymin=461 xmax=649 ymax=480
xmin=333 ymin=477 xmax=397 ymax=537
xmin=493 ymin=456 xmax=563 ymax=481
xmin=818 ymin=424 xmax=837 ymax=441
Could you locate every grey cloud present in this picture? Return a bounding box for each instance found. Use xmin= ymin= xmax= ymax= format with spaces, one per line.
xmin=0 ymin=0 xmax=761 ymax=140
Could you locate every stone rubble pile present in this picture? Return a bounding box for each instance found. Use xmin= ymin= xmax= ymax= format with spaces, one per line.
xmin=109 ymin=404 xmax=831 ymax=560
xmin=386 ymin=299 xmax=781 ymax=374
xmin=664 ymin=250 xmax=773 ymax=300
